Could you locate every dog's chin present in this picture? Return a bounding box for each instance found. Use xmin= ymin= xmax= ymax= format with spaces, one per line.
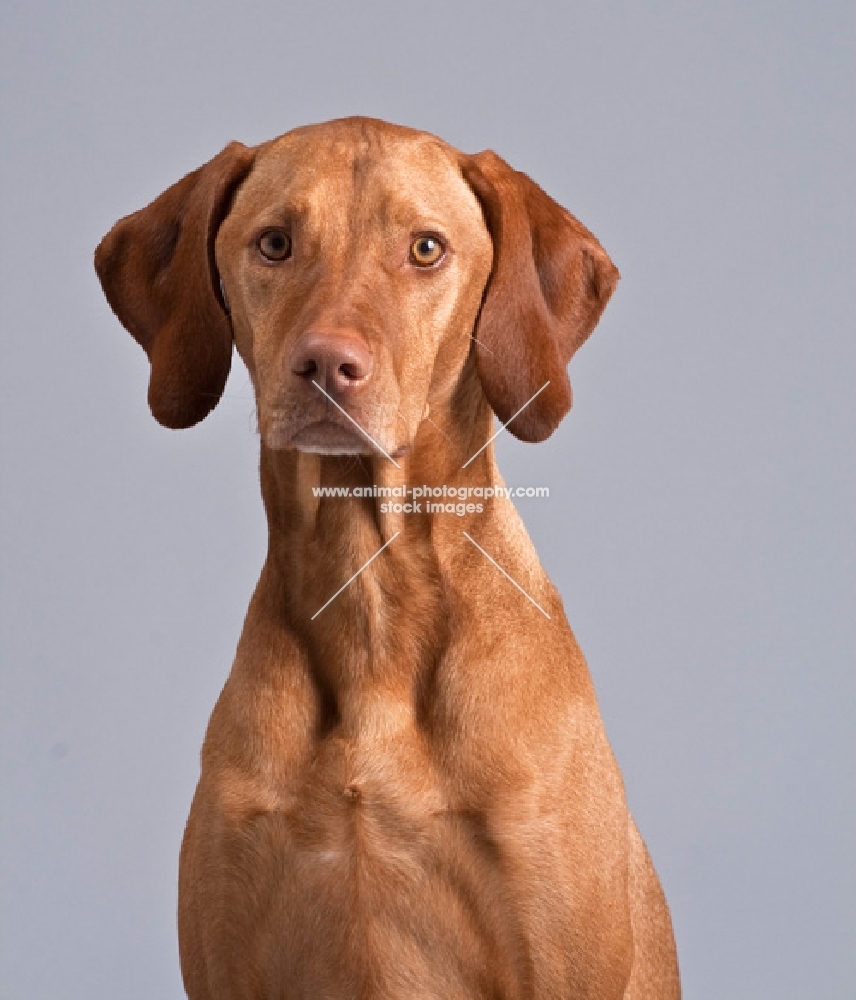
xmin=286 ymin=420 xmax=375 ymax=456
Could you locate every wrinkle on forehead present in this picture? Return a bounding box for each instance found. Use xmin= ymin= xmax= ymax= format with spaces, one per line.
xmin=240 ymin=121 xmax=485 ymax=238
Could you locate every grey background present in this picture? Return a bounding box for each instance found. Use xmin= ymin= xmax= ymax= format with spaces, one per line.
xmin=1 ymin=1 xmax=853 ymax=997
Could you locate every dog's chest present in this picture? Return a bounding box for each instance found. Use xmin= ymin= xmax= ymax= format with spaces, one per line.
xmin=279 ymin=691 xmax=452 ymax=864
xmin=220 ymin=702 xmax=517 ymax=994
xmin=192 ymin=674 xmax=621 ymax=996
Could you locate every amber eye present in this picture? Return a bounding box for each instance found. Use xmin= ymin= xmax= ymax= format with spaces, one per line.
xmin=258 ymin=229 xmax=292 ymax=261
xmin=409 ymin=234 xmax=445 ymax=267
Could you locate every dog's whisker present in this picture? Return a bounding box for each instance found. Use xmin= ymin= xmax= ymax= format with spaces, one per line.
xmin=311 ymin=380 xmax=400 ymax=468
xmin=461 ymin=382 xmax=551 ymax=470
xmin=425 ymin=415 xmax=454 ymax=445
xmin=470 ymin=334 xmax=495 ymax=356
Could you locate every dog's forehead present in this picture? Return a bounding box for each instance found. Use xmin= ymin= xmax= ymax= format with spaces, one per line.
xmin=238 ymin=121 xmax=484 ymax=230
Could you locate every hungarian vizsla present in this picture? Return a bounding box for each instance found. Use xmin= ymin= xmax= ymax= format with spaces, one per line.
xmin=95 ymin=117 xmax=680 ymax=999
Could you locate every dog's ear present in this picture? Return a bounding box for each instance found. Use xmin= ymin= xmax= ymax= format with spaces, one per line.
xmin=460 ymin=150 xmax=619 ymax=442
xmin=94 ymin=142 xmax=256 ymax=429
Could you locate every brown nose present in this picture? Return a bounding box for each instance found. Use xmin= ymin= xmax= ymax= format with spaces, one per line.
xmin=288 ymin=331 xmax=373 ymax=397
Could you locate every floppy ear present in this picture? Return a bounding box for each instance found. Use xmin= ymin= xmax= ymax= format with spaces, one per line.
xmin=94 ymin=141 xmax=256 ymax=429
xmin=460 ymin=150 xmax=619 ymax=442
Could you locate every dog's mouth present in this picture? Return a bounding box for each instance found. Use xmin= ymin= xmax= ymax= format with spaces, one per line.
xmin=288 ymin=419 xmax=377 ymax=456
xmin=261 ymin=394 xmax=407 ymax=459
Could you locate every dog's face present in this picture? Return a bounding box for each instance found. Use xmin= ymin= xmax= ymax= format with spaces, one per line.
xmin=216 ymin=122 xmax=493 ymax=458
xmin=95 ymin=117 xmax=619 ymax=447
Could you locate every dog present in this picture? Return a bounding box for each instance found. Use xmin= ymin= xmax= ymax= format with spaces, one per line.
xmin=95 ymin=117 xmax=680 ymax=999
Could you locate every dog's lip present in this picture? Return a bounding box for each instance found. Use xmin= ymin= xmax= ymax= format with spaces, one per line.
xmin=288 ymin=418 xmax=376 ymax=455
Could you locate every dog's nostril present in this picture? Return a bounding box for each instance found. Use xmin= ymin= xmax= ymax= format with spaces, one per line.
xmin=292 ymin=358 xmax=318 ymax=378
xmin=339 ymin=362 xmax=363 ymax=381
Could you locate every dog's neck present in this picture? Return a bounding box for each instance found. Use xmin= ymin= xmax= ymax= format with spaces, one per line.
xmin=255 ymin=385 xmax=499 ymax=715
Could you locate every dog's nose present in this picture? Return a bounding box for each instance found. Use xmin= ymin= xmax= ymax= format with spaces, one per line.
xmin=289 ymin=331 xmax=373 ymax=397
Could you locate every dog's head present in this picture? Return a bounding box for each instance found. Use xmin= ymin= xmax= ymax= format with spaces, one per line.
xmin=95 ymin=117 xmax=618 ymax=452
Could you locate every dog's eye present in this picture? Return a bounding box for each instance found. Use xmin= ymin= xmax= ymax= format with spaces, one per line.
xmin=258 ymin=230 xmax=292 ymax=261
xmin=410 ymin=234 xmax=445 ymax=267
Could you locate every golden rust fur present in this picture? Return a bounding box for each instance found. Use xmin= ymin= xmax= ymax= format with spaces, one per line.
xmin=95 ymin=117 xmax=680 ymax=999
